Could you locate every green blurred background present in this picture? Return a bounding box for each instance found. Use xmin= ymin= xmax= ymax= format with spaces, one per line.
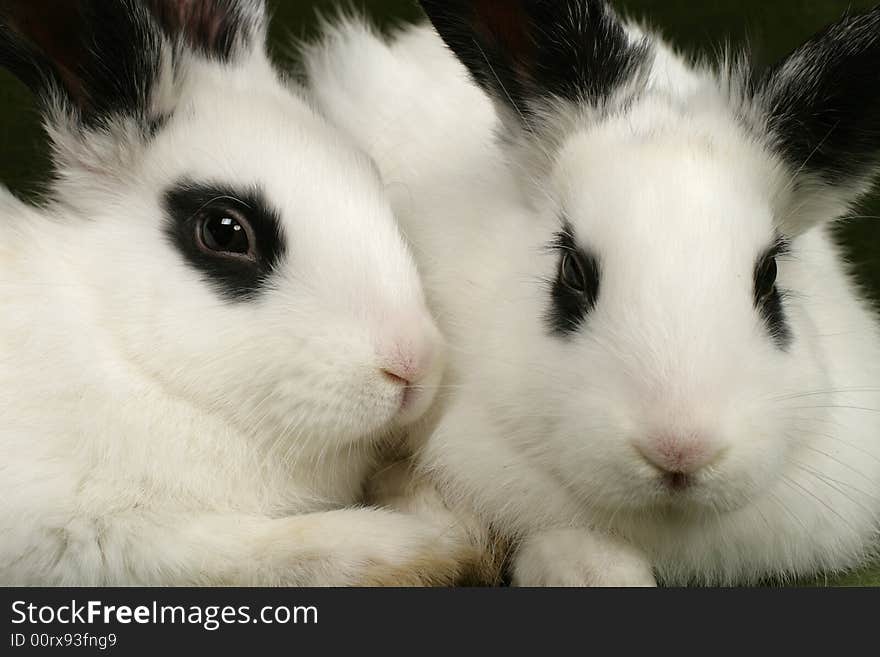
xmin=1 ymin=1 xmax=878 ymax=585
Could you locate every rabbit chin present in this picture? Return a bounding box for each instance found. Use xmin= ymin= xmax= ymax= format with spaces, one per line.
xmin=561 ymin=446 xmax=784 ymax=523
xmin=611 ymin=471 xmax=762 ymax=519
xmin=215 ymin=378 xmax=427 ymax=453
xmin=533 ymin=409 xmax=791 ymax=523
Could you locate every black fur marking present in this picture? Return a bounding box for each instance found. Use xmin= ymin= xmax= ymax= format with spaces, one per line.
xmin=757 ymin=7 xmax=880 ymax=186
xmin=0 ymin=3 xmax=71 ymax=97
xmin=145 ymin=0 xmax=264 ymax=62
xmin=164 ymin=181 xmax=286 ymax=301
xmin=146 ymin=114 xmax=171 ymax=138
xmin=547 ymin=225 xmax=601 ymax=336
xmin=419 ymin=0 xmax=650 ymax=128
xmin=755 ymin=239 xmax=792 ymax=350
xmin=0 ymin=0 xmax=163 ymax=127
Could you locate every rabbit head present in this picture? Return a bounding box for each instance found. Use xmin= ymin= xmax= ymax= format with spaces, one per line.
xmin=418 ymin=0 xmax=880 ymax=519
xmin=0 ymin=0 xmax=443 ymax=452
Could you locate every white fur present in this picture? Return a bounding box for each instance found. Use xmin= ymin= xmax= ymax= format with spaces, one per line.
xmin=305 ymin=18 xmax=880 ymax=585
xmin=0 ymin=5 xmax=480 ymax=586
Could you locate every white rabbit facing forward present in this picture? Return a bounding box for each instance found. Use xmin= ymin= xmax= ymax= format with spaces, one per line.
xmin=305 ymin=1 xmax=880 ymax=585
xmin=0 ymin=0 xmax=487 ymax=586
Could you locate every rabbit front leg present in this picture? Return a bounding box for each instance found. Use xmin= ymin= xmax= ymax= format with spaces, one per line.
xmin=367 ymin=458 xmax=510 ymax=586
xmin=6 ymin=508 xmax=480 ymax=586
xmin=245 ymin=508 xmax=483 ymax=586
xmin=512 ymin=528 xmax=656 ymax=588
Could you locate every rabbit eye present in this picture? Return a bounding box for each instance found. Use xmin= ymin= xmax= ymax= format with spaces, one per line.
xmin=165 ymin=182 xmax=286 ymax=302
xmin=561 ymin=251 xmax=587 ymax=293
xmin=548 ymin=228 xmax=601 ymax=336
xmin=754 ymin=239 xmax=792 ymax=350
xmin=754 ymin=254 xmax=778 ymax=305
xmin=557 ymin=248 xmax=599 ymax=304
xmin=197 ymin=207 xmax=255 ymax=260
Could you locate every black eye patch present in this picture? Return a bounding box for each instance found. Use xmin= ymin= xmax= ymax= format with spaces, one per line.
xmin=547 ymin=226 xmax=601 ymax=337
xmin=755 ymin=238 xmax=792 ymax=350
xmin=164 ymin=181 xmax=286 ymax=301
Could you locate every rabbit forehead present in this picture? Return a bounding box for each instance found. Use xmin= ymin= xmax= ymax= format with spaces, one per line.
xmin=542 ymin=117 xmax=791 ymax=363
xmin=553 ymin=118 xmax=779 ymax=263
xmin=148 ymin=80 xmax=386 ymax=214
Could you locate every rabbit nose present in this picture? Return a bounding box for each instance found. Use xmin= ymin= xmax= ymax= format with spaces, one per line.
xmin=636 ymin=434 xmax=723 ymax=478
xmin=381 ymin=369 xmax=412 ymax=386
xmin=379 ymin=346 xmax=433 ymax=385
xmin=377 ymin=326 xmax=439 ymax=386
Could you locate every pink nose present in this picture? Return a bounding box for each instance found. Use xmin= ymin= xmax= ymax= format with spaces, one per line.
xmin=382 ymin=368 xmax=412 ymax=386
xmin=636 ymin=434 xmax=722 ymax=476
xmin=378 ymin=332 xmax=437 ymax=386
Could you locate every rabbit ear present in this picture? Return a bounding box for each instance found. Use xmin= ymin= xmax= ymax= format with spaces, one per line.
xmin=0 ymin=0 xmax=163 ymax=127
xmin=418 ymin=0 xmax=650 ymax=133
xmin=144 ymin=0 xmax=267 ymax=62
xmin=755 ymin=8 xmax=880 ymax=233
xmin=0 ymin=0 xmax=83 ymax=100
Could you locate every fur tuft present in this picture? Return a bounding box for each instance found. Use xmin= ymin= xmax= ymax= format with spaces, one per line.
xmin=144 ymin=0 xmax=267 ymax=62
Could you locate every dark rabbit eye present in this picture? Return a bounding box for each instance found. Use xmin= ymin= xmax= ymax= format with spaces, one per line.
xmin=197 ymin=206 xmax=255 ymax=259
xmin=559 ymin=249 xmax=599 ymax=302
xmin=549 ymin=228 xmax=601 ymax=336
xmin=755 ymin=254 xmax=778 ymax=304
xmin=560 ymin=251 xmax=587 ymax=293
xmin=165 ymin=182 xmax=286 ymax=302
xmin=754 ymin=240 xmax=792 ymax=350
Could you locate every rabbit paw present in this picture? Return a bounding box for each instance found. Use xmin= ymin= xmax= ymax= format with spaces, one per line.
xmin=512 ymin=528 xmax=656 ymax=587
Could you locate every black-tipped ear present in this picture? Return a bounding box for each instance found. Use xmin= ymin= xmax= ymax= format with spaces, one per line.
xmin=0 ymin=0 xmax=162 ymax=126
xmin=0 ymin=1 xmax=82 ymax=98
xmin=418 ymin=0 xmax=649 ymax=127
xmin=144 ymin=0 xmax=266 ymax=62
xmin=758 ymin=8 xmax=880 ymax=219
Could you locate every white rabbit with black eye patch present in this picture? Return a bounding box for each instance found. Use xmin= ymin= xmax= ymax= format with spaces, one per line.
xmin=0 ymin=0 xmax=491 ymax=586
xmin=305 ymin=0 xmax=880 ymax=586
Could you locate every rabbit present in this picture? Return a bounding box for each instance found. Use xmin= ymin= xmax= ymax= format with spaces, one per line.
xmin=0 ymin=0 xmax=495 ymax=586
xmin=304 ymin=0 xmax=880 ymax=586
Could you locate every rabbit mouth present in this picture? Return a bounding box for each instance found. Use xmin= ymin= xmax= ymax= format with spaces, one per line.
xmin=399 ymin=386 xmax=415 ymax=412
xmin=392 ymin=385 xmax=436 ymax=427
xmin=395 ymin=386 xmax=420 ymax=421
xmin=638 ymin=473 xmax=755 ymax=518
xmin=650 ymin=477 xmax=703 ymax=509
xmin=662 ymin=472 xmax=695 ymax=493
